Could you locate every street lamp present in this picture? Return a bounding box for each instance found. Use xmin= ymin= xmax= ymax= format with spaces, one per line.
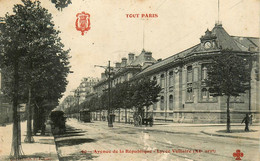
xmin=244 ymin=56 xmax=253 ymax=113
xmin=66 ymin=96 xmax=72 ymax=117
xmin=97 ymin=94 xmax=102 ymax=121
xmin=74 ymin=89 xmax=80 ymax=121
xmin=95 ymin=61 xmax=142 ymax=127
xmin=95 ymin=61 xmax=113 ymax=127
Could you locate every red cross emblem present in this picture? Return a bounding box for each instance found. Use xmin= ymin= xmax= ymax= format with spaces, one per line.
xmin=75 ymin=11 xmax=91 ymax=35
xmin=233 ymin=149 xmax=244 ymax=160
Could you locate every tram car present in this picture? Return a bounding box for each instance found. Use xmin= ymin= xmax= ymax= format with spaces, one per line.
xmin=49 ymin=110 xmax=66 ymax=134
xmin=80 ymin=109 xmax=91 ymax=122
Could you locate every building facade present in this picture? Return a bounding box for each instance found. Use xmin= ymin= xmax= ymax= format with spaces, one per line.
xmin=94 ymin=49 xmax=157 ymax=95
xmin=77 ymin=77 xmax=99 ymax=103
xmin=59 ymin=77 xmax=99 ymax=114
xmin=93 ymin=24 xmax=259 ymax=123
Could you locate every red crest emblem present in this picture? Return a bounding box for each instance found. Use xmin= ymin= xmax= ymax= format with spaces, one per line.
xmin=233 ymin=149 xmax=244 ymax=160
xmin=75 ymin=12 xmax=91 ymax=35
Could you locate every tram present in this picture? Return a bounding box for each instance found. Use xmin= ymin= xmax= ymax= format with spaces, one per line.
xmin=80 ymin=109 xmax=91 ymax=122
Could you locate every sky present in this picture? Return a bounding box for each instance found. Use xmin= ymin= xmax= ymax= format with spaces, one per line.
xmin=0 ymin=0 xmax=259 ymax=103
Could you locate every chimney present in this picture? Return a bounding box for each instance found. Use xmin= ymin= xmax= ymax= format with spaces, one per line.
xmin=144 ymin=52 xmax=152 ymax=61
xmin=128 ymin=53 xmax=135 ymax=64
xmin=101 ymin=73 xmax=106 ymax=80
xmin=115 ymin=62 xmax=121 ymax=68
xmin=121 ymin=57 xmax=127 ymax=67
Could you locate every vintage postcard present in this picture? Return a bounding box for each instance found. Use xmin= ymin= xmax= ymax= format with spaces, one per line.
xmin=0 ymin=0 xmax=259 ymax=161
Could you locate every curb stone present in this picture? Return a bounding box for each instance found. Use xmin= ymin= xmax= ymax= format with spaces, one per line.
xmin=201 ymin=131 xmax=259 ymax=141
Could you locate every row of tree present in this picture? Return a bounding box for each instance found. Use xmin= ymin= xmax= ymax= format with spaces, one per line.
xmin=66 ymin=51 xmax=256 ymax=133
xmin=65 ymin=78 xmax=162 ymax=123
xmin=0 ymin=0 xmax=71 ymax=158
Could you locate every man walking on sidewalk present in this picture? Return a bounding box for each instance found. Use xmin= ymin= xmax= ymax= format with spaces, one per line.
xmin=241 ymin=114 xmax=250 ymax=132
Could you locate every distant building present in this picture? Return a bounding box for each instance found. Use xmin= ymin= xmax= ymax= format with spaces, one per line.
xmin=77 ymin=77 xmax=99 ymax=103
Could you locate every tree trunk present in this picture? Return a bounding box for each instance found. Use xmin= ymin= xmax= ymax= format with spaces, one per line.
xmin=24 ymin=86 xmax=34 ymax=142
xmin=11 ymin=58 xmax=22 ymax=159
xmin=118 ymin=108 xmax=120 ymax=122
xmin=226 ymin=95 xmax=231 ymax=133
xmin=100 ymin=110 xmax=101 ymax=121
xmin=125 ymin=108 xmax=127 ymax=124
xmin=40 ymin=108 xmax=46 ymax=136
xmin=138 ymin=107 xmax=144 ymax=124
xmin=146 ymin=106 xmax=148 ymax=118
xmin=33 ymin=105 xmax=39 ymax=135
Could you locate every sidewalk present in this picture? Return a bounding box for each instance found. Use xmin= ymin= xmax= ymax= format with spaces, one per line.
xmin=154 ymin=121 xmax=260 ymax=140
xmin=201 ymin=125 xmax=260 ymax=141
xmin=111 ymin=121 xmax=260 ymax=141
xmin=0 ymin=122 xmax=58 ymax=161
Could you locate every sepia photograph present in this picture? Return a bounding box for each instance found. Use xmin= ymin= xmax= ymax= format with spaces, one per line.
xmin=0 ymin=0 xmax=259 ymax=160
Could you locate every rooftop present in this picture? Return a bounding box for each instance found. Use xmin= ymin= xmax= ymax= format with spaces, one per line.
xmin=135 ymin=24 xmax=259 ymax=77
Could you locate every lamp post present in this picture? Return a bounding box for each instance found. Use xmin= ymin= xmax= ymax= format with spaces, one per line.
xmin=74 ymin=89 xmax=80 ymax=121
xmin=95 ymin=61 xmax=113 ymax=127
xmin=95 ymin=61 xmax=142 ymax=127
xmin=66 ymin=96 xmax=72 ymax=118
xmin=244 ymin=56 xmax=252 ymax=113
xmin=249 ymin=59 xmax=252 ymax=112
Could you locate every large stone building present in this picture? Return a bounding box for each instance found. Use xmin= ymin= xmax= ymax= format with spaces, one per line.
xmin=77 ymin=77 xmax=99 ymax=103
xmin=92 ymin=49 xmax=157 ymax=121
xmin=94 ymin=49 xmax=157 ymax=95
xmin=93 ymin=23 xmax=259 ymax=123
xmin=59 ymin=77 xmax=99 ymax=112
xmin=135 ymin=24 xmax=259 ymax=123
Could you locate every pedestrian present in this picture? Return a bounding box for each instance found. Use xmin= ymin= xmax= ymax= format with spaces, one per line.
xmin=241 ymin=114 xmax=250 ymax=132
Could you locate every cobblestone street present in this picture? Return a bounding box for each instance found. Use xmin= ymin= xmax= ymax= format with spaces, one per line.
xmin=53 ymin=119 xmax=260 ymax=161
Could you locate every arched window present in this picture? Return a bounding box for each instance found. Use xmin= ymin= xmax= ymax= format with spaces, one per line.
xmin=201 ymin=88 xmax=215 ymax=102
xmin=160 ymin=74 xmax=165 ymax=88
xmin=202 ymin=88 xmax=208 ymax=99
xmin=160 ymin=96 xmax=164 ymax=110
xmin=169 ymin=71 xmax=174 ymax=87
xmin=153 ymin=76 xmax=157 ymax=84
xmin=187 ymin=88 xmax=193 ymax=101
xmin=169 ymin=95 xmax=173 ymax=110
xmin=187 ymin=66 xmax=192 ymax=83
xmin=202 ymin=65 xmax=208 ymax=80
xmin=208 ymin=88 xmax=213 ymax=100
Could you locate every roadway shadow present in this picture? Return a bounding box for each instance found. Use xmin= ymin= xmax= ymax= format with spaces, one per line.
xmin=17 ymin=153 xmax=57 ymax=161
xmin=54 ymin=125 xmax=86 ymax=139
xmin=54 ymin=125 xmax=96 ymax=147
xmin=59 ymin=152 xmax=98 ymax=161
xmin=55 ymin=133 xmax=85 ymax=138
xmin=55 ymin=138 xmax=96 ymax=147
xmin=53 ymin=124 xmax=98 ymax=160
xmin=37 ymin=138 xmax=55 ymax=144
